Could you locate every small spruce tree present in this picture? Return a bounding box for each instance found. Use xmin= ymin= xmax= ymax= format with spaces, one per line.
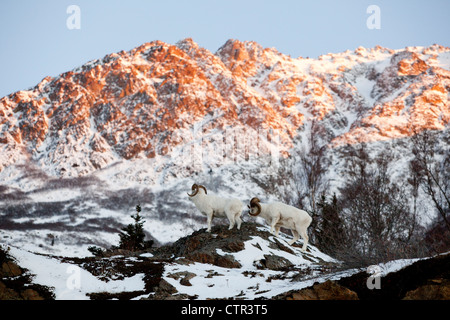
xmin=315 ymin=193 xmax=346 ymax=256
xmin=118 ymin=204 xmax=153 ymax=251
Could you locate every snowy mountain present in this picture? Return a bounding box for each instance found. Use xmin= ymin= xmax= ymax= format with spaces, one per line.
xmin=0 ymin=39 xmax=449 ymax=257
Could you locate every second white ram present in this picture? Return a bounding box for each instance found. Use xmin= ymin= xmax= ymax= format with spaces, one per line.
xmin=248 ymin=197 xmax=312 ymax=251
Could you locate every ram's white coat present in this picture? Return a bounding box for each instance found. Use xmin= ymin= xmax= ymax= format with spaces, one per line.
xmin=248 ymin=198 xmax=312 ymax=251
xmin=188 ymin=184 xmax=243 ymax=232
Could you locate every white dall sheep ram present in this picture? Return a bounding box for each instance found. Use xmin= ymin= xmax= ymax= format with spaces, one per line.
xmin=187 ymin=184 xmax=243 ymax=232
xmin=248 ymin=197 xmax=312 ymax=251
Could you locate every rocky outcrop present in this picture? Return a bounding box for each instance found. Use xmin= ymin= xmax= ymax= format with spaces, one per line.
xmin=1 ymin=261 xmax=22 ymax=278
xmin=275 ymin=252 xmax=450 ymax=300
xmin=338 ymin=252 xmax=450 ymax=300
xmin=153 ymin=223 xmax=304 ymax=269
xmin=0 ymin=246 xmax=54 ymax=300
xmin=403 ymin=279 xmax=450 ymax=300
xmin=143 ymin=222 xmax=337 ymax=300
xmin=284 ymin=280 xmax=358 ymax=300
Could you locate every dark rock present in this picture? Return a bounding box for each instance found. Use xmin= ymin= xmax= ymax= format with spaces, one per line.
xmin=151 ymin=279 xmax=178 ymax=299
xmin=403 ymin=279 xmax=450 ymax=300
xmin=158 ymin=279 xmax=178 ymax=294
xmin=286 ymin=280 xmax=359 ymax=300
xmin=225 ymin=240 xmax=245 ymax=252
xmin=186 ymin=251 xmax=241 ymax=269
xmin=167 ymin=271 xmax=196 ymax=286
xmin=1 ymin=261 xmax=22 ymax=277
xmin=0 ymin=281 xmax=21 ymax=300
xmin=259 ymin=254 xmax=294 ymax=271
xmin=270 ymin=238 xmax=295 ymax=255
xmin=21 ymin=288 xmax=44 ymax=300
xmin=180 ymin=276 xmax=194 ymax=287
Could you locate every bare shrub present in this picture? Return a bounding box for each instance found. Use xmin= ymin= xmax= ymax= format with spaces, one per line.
xmin=318 ymin=145 xmax=426 ymax=268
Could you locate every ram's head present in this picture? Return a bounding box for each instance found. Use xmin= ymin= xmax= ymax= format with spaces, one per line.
xmin=247 ymin=197 xmax=261 ymax=216
xmin=187 ymin=184 xmax=208 ymax=199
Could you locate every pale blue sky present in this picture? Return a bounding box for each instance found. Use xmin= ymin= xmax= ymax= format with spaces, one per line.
xmin=0 ymin=0 xmax=449 ymax=98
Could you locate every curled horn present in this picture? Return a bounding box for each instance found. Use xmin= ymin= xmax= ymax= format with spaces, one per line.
xmin=187 ymin=184 xmax=199 ymax=197
xmin=198 ymin=185 xmax=207 ymax=194
xmin=248 ymin=197 xmax=262 ymax=216
xmin=187 ymin=184 xmax=207 ymax=197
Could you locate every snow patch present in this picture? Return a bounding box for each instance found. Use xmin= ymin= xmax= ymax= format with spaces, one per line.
xmin=28 ymin=188 xmax=82 ymax=203
xmin=354 ymin=76 xmax=376 ymax=106
xmin=436 ymin=51 xmax=450 ymax=71
xmin=8 ymin=246 xmax=146 ymax=300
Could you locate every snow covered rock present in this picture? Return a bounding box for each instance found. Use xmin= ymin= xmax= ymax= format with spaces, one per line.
xmin=149 ymin=223 xmax=337 ymax=300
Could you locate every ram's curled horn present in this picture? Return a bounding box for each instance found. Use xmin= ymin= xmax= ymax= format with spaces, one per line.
xmin=187 ymin=184 xmax=208 ymax=197
xmin=187 ymin=184 xmax=199 ymax=197
xmin=198 ymin=185 xmax=207 ymax=195
xmin=248 ymin=197 xmax=262 ymax=216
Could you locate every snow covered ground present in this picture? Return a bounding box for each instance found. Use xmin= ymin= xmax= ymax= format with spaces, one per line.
xmin=161 ymin=232 xmax=339 ymax=300
xmin=7 ymin=246 xmax=146 ymax=300
xmin=5 ymin=226 xmax=427 ymax=300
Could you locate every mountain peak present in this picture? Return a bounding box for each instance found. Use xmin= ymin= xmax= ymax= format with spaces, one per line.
xmin=176 ymin=37 xmax=198 ymax=48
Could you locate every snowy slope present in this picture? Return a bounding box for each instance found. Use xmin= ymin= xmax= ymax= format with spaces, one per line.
xmin=8 ymin=246 xmax=147 ymax=300
xmin=5 ymin=223 xmax=428 ymax=300
xmin=161 ymin=227 xmax=339 ymax=300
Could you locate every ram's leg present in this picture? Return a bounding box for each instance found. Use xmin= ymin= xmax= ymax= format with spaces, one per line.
xmin=289 ymin=230 xmax=300 ymax=246
xmin=228 ymin=213 xmax=235 ymax=230
xmin=300 ymin=228 xmax=309 ymax=252
xmin=235 ymin=213 xmax=242 ymax=230
xmin=274 ymin=225 xmax=281 ymax=237
xmin=270 ymin=217 xmax=279 ymax=235
xmin=206 ymin=213 xmax=213 ymax=232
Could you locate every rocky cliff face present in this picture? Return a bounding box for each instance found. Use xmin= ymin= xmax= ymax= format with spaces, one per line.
xmin=1 ymin=40 xmax=448 ymax=177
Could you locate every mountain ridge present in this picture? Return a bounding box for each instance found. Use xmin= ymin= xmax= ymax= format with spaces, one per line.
xmin=1 ymin=39 xmax=448 ymax=177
